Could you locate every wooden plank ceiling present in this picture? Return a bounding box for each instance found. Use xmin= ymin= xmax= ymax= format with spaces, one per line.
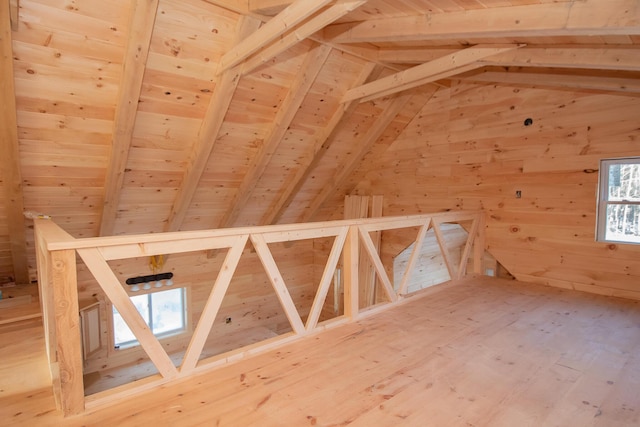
xmin=0 ymin=0 xmax=639 ymax=283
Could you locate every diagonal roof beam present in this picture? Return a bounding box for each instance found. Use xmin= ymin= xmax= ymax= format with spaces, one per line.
xmin=166 ymin=16 xmax=261 ymax=232
xmin=324 ymin=0 xmax=640 ymax=43
xmin=241 ymin=0 xmax=367 ymax=76
xmin=263 ymin=62 xmax=379 ymax=225
xmin=99 ymin=0 xmax=159 ymax=237
xmin=342 ymin=44 xmax=521 ymax=103
xmin=480 ymin=46 xmax=640 ymax=73
xmin=1 ymin=0 xmax=28 ymax=284
xmin=459 ymin=68 xmax=640 ymax=95
xmin=377 ymin=46 xmax=640 ymax=73
xmin=249 ymin=0 xmax=292 ymax=15
xmin=202 ymin=0 xmax=250 ymax=15
xmin=300 ymin=91 xmax=414 ymax=223
xmin=218 ymin=43 xmax=332 ymax=228
xmin=218 ymin=0 xmax=334 ymax=74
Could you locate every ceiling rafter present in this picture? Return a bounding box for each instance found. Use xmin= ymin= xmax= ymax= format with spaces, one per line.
xmin=459 ymin=68 xmax=640 ymax=95
xmin=218 ymin=0 xmax=334 ymax=74
xmin=480 ymin=46 xmax=640 ymax=73
xmin=99 ymin=0 xmax=159 ymax=237
xmin=218 ymin=42 xmax=332 ymax=228
xmin=324 ymin=0 xmax=640 ymax=44
xmin=377 ymin=46 xmax=640 ymax=73
xmin=342 ymin=44 xmax=522 ymax=103
xmin=202 ymin=0 xmax=250 ymax=15
xmin=241 ymin=0 xmax=368 ymax=76
xmin=300 ymin=91 xmax=415 ymax=223
xmin=249 ymin=0 xmax=292 ymax=15
xmin=1 ymin=0 xmax=28 ymax=284
xmin=165 ymin=16 xmax=261 ymax=232
xmin=263 ymin=62 xmax=380 ymax=225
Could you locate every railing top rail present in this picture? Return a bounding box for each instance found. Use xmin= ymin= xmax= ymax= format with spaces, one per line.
xmin=38 ymin=210 xmax=483 ymax=252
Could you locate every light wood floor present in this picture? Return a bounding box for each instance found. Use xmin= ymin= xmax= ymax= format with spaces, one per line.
xmin=1 ymin=277 xmax=639 ymax=426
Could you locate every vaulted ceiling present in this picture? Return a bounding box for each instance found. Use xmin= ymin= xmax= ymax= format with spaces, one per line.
xmin=1 ymin=0 xmax=639 ymax=284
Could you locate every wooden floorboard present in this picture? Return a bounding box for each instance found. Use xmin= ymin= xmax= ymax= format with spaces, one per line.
xmin=0 ymin=277 xmax=639 ymax=426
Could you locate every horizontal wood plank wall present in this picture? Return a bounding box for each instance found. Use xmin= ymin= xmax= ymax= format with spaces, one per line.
xmin=352 ymin=82 xmax=640 ymax=299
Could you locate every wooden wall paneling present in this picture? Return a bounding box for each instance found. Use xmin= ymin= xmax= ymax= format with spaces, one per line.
xmin=312 ymin=87 xmax=437 ymax=222
xmin=0 ymin=0 xmax=28 ymax=284
xmin=264 ymin=62 xmax=380 ymax=225
xmin=301 ymin=92 xmax=413 ymax=222
xmin=99 ymin=0 xmax=159 ymax=236
xmin=165 ymin=16 xmax=261 ymax=232
xmin=219 ymin=43 xmax=332 ymax=227
xmin=352 ymin=82 xmax=640 ymax=299
xmin=181 ymin=234 xmax=248 ymax=372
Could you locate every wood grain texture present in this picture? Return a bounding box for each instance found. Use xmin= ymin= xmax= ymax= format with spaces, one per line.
xmin=351 ymin=82 xmax=640 ymax=298
xmin=3 ymin=276 xmax=640 ymax=425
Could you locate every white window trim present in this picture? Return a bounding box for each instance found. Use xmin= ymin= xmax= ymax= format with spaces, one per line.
xmin=596 ymin=157 xmax=640 ymax=244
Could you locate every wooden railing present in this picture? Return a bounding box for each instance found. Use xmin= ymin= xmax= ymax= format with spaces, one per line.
xmin=34 ymin=210 xmax=485 ymax=416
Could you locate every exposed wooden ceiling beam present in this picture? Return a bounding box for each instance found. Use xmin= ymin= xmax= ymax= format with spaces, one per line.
xmin=300 ymin=91 xmax=414 ymax=223
xmin=481 ymin=46 xmax=640 ymax=73
xmin=324 ymin=0 xmax=640 ymax=43
xmin=459 ymin=68 xmax=640 ymax=95
xmin=166 ymin=16 xmax=261 ymax=232
xmin=264 ymin=62 xmax=380 ymax=225
xmin=9 ymin=0 xmax=18 ymax=31
xmin=342 ymin=44 xmax=521 ymax=103
xmin=99 ymin=0 xmax=159 ymax=237
xmin=218 ymin=0 xmax=333 ymax=73
xmin=242 ymin=0 xmax=367 ymax=76
xmin=378 ymin=46 xmax=640 ymax=73
xmin=202 ymin=0 xmax=250 ymax=15
xmin=1 ymin=0 xmax=28 ymax=284
xmin=249 ymin=0 xmax=292 ymax=15
xmin=219 ymin=43 xmax=332 ymax=228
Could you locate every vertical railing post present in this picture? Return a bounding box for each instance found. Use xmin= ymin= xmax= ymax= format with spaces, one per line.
xmin=473 ymin=212 xmax=487 ymax=275
xmin=34 ymin=219 xmax=85 ymax=416
xmin=343 ymin=225 xmax=359 ymax=319
xmin=50 ymin=248 xmax=84 ymax=415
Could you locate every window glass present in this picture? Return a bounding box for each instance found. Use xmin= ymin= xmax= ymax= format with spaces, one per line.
xmin=113 ymin=288 xmax=185 ymax=348
xmin=598 ymin=159 xmax=640 ymax=244
xmin=151 ymin=288 xmax=185 ymax=335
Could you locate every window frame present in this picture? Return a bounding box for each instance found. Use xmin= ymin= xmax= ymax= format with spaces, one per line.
xmin=596 ymin=157 xmax=640 ymax=244
xmin=112 ymin=286 xmax=187 ymax=349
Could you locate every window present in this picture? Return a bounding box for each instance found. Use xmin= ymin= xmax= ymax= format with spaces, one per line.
xmin=597 ymin=158 xmax=640 ymax=243
xmin=113 ymin=287 xmax=186 ymax=348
